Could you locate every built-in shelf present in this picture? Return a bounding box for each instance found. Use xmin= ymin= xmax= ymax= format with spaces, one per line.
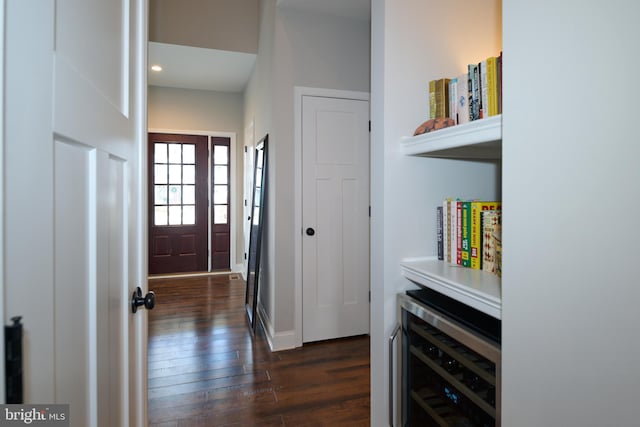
xmin=401 ymin=115 xmax=502 ymax=159
xmin=401 ymin=257 xmax=502 ymax=319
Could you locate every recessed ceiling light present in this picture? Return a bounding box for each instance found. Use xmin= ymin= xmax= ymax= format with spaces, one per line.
xmin=151 ymin=64 xmax=163 ymax=72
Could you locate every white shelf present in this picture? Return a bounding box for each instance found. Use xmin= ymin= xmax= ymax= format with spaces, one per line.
xmin=401 ymin=115 xmax=502 ymax=159
xmin=401 ymin=257 xmax=502 ymax=319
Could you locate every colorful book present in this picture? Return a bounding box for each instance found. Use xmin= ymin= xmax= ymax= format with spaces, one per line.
xmin=456 ymin=201 xmax=463 ymax=265
xmin=482 ymin=210 xmax=502 ymax=274
xmin=456 ymin=73 xmax=469 ymax=125
xmin=468 ymin=64 xmax=481 ymax=121
xmin=471 ymin=201 xmax=502 ymax=269
xmin=437 ymin=206 xmax=444 ymax=260
xmin=486 ymin=56 xmax=499 ymax=116
xmin=497 ymin=52 xmax=503 ymax=115
xmin=461 ymin=201 xmax=472 ymax=267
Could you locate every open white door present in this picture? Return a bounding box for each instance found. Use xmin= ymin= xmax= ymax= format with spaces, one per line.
xmin=4 ymin=1 xmax=147 ymax=426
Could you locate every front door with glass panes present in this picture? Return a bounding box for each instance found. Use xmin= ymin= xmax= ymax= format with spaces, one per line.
xmin=148 ymin=133 xmax=208 ymax=274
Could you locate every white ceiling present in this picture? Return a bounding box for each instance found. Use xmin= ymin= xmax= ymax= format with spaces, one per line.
xmin=147 ymin=1 xmax=370 ymax=92
xmin=148 ymin=42 xmax=256 ymax=93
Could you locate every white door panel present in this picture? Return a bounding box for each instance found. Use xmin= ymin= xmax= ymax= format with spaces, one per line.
xmin=5 ymin=1 xmax=146 ymax=425
xmin=302 ymin=96 xmax=370 ymax=343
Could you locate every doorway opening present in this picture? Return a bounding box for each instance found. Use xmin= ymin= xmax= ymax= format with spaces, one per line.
xmin=148 ymin=132 xmax=235 ymax=275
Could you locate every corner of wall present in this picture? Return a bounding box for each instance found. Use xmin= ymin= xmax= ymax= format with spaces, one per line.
xmin=257 ymin=301 xmax=296 ymax=352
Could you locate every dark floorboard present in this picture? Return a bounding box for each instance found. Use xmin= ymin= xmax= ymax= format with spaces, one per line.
xmin=147 ymin=274 xmax=370 ymax=426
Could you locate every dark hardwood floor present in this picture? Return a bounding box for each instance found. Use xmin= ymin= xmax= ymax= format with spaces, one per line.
xmin=147 ymin=274 xmax=371 ymax=426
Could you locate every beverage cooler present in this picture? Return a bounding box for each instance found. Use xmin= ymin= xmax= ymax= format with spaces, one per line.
xmin=393 ymin=289 xmax=501 ymax=426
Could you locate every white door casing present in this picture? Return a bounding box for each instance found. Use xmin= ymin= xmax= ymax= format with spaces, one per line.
xmin=5 ymin=1 xmax=147 ymax=426
xmin=243 ymin=121 xmax=255 ymax=277
xmin=300 ymin=93 xmax=370 ymax=343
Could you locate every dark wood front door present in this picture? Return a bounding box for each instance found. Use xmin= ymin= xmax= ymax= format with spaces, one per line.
xmin=148 ymin=133 xmax=208 ymax=274
xmin=211 ymin=137 xmax=231 ymax=270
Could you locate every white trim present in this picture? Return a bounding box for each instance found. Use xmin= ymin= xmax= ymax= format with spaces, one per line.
xmin=147 ymin=128 xmax=237 ymax=272
xmin=257 ymin=302 xmax=296 ymax=352
xmin=293 ymin=87 xmax=370 ymax=347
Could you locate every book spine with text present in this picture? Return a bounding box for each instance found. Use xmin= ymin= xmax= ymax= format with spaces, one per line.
xmin=429 ymin=80 xmax=436 ymax=119
xmin=443 ymin=199 xmax=450 ymax=263
xmin=482 ymin=210 xmax=502 ymax=274
xmin=456 ymin=201 xmax=463 ymax=265
xmin=461 ymin=201 xmax=472 ymax=267
xmin=434 ymin=78 xmax=451 ymax=118
xmin=450 ymin=199 xmax=458 ymax=265
xmin=437 ymin=206 xmax=443 ymax=260
xmin=480 ymin=60 xmax=487 ymax=119
xmin=486 ymin=56 xmax=498 ymax=116
xmin=471 ymin=201 xmax=502 ymax=269
xmin=456 ymin=73 xmax=469 ymax=125
xmin=449 ymin=78 xmax=458 ymax=122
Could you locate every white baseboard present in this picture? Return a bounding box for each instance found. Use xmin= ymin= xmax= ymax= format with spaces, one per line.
xmin=233 ymin=263 xmax=246 ymax=279
xmin=257 ymin=303 xmax=296 ymax=352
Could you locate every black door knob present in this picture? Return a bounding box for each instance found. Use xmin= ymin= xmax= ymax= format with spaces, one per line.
xmin=131 ymin=287 xmax=155 ymax=313
xmin=306 ymin=227 xmax=315 ymax=236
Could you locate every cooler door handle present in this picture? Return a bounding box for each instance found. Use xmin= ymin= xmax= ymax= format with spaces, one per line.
xmin=389 ymin=324 xmax=401 ymax=427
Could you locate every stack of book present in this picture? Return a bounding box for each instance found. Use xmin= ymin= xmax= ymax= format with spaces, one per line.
xmin=428 ymin=52 xmax=502 ymax=124
xmin=437 ymin=199 xmax=502 ymax=276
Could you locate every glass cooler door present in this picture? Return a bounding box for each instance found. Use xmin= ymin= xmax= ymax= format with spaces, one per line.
xmin=401 ymin=308 xmax=499 ymax=427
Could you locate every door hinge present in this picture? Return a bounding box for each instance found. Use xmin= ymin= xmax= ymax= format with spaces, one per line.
xmin=244 ymin=146 xmax=248 ymax=153
xmin=368 ymin=120 xmax=371 ymax=132
xmin=369 ymin=290 xmax=371 ymax=302
xmin=244 ymin=252 xmax=247 ymax=260
xmin=369 ymin=206 xmax=371 ymax=217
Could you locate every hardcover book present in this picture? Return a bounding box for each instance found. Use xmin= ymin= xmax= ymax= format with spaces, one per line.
xmin=434 ymin=78 xmax=451 ymax=118
xmin=437 ymin=206 xmax=444 ymax=260
xmin=429 ymin=80 xmax=436 ymax=119
xmin=461 ymin=201 xmax=472 ymax=267
xmin=456 ymin=201 xmax=463 ymax=265
xmin=456 ymin=73 xmax=469 ymax=125
xmin=443 ymin=199 xmax=450 ymax=263
xmin=471 ymin=201 xmax=502 ymax=269
xmin=468 ymin=64 xmax=481 ymax=121
xmin=480 ymin=59 xmax=488 ymax=119
xmin=450 ymin=199 xmax=458 ymax=265
xmin=486 ymin=56 xmax=499 ymax=116
xmin=449 ymin=78 xmax=458 ymax=122
xmin=482 ymin=210 xmax=502 ymax=274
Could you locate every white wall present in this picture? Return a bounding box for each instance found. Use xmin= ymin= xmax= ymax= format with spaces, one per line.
xmin=148 ymin=86 xmax=245 ymax=266
xmin=370 ymin=0 xmax=501 ymax=424
xmin=149 ymin=0 xmax=259 ymax=53
xmin=502 ymin=1 xmax=640 ymax=425
xmin=244 ymin=0 xmax=371 ymax=347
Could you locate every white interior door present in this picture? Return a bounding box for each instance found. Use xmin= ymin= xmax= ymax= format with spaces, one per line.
xmin=302 ymin=95 xmax=370 ymax=343
xmin=4 ymin=1 xmax=147 ymax=425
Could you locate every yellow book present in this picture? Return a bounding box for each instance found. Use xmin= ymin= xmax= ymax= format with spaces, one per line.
xmin=470 ymin=201 xmax=501 ymax=269
xmin=434 ymin=78 xmax=451 ymax=118
xmin=486 ymin=57 xmax=499 ymax=116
